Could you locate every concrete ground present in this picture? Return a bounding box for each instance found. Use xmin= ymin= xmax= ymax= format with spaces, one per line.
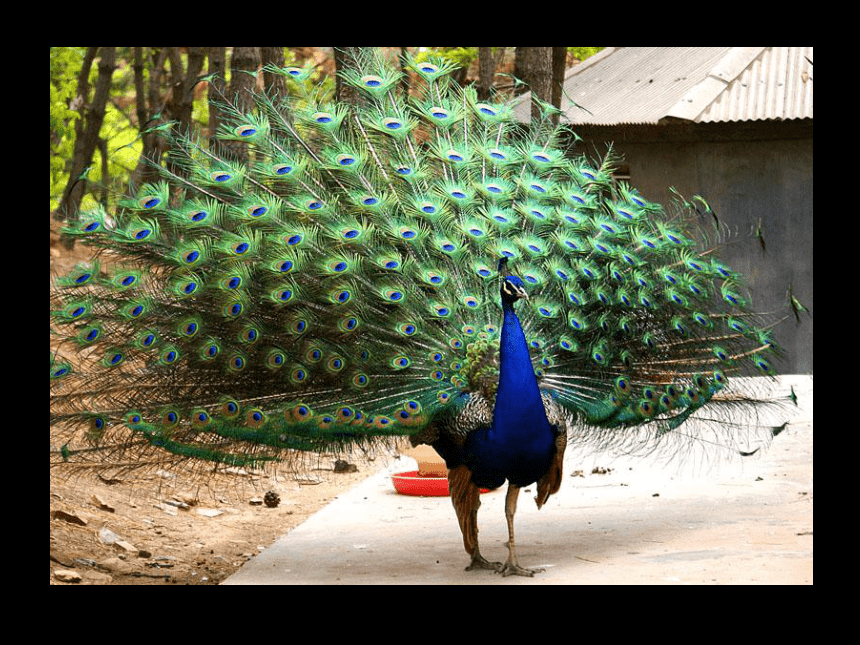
xmin=224 ymin=376 xmax=812 ymax=585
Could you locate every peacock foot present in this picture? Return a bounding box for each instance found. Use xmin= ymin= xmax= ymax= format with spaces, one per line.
xmin=465 ymin=552 xmax=503 ymax=572
xmin=499 ymin=559 xmax=545 ymax=577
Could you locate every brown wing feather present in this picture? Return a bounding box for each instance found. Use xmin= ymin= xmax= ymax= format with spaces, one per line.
xmin=448 ymin=464 xmax=482 ymax=557
xmin=535 ymin=394 xmax=571 ymax=509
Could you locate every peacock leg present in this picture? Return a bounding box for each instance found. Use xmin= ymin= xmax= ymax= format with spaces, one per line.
xmin=461 ymin=484 xmax=501 ymax=572
xmin=500 ymin=483 xmax=545 ymax=577
xmin=449 ymin=465 xmax=503 ymax=572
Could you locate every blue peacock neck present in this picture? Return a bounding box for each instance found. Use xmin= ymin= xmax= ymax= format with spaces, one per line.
xmin=458 ymin=267 xmax=558 ymax=487
xmin=491 ymin=280 xmax=553 ymax=442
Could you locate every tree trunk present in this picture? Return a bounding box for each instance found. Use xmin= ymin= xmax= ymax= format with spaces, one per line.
xmin=514 ymin=47 xmax=553 ymax=123
xmin=55 ymin=47 xmax=116 ymax=240
xmin=207 ymin=47 xmax=227 ymax=159
xmin=221 ymin=47 xmax=260 ymax=163
xmin=261 ymin=47 xmax=286 ymax=98
xmin=477 ymin=47 xmax=505 ymax=101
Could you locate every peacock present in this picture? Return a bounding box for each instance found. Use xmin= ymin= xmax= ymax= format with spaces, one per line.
xmin=50 ymin=48 xmax=786 ymax=577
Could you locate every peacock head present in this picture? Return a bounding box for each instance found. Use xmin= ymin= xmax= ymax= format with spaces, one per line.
xmin=498 ymin=257 xmax=529 ymax=305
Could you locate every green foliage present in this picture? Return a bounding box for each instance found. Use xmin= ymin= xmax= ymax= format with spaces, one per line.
xmin=50 ymin=47 xmax=143 ymax=213
xmin=428 ymin=47 xmax=479 ymax=69
xmin=50 ymin=47 xmax=86 ymax=209
xmin=568 ymin=47 xmax=603 ymax=61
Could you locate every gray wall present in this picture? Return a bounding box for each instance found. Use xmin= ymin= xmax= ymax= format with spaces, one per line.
xmin=575 ymin=120 xmax=813 ymax=373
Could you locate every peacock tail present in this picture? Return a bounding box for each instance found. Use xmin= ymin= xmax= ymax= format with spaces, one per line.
xmin=50 ymin=48 xmax=781 ymax=473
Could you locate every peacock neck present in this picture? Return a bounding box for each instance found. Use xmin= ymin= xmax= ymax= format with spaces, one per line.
xmin=492 ymin=299 xmax=551 ymax=436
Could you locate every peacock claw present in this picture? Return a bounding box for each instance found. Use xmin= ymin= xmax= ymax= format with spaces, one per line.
xmin=499 ymin=561 xmax=544 ymax=577
xmin=465 ymin=553 xmax=503 ymax=572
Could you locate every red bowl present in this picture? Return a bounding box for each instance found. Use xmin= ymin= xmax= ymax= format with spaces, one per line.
xmin=391 ymin=471 xmax=491 ymax=496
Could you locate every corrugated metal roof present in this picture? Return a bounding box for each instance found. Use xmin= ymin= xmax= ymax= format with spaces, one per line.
xmin=559 ymin=47 xmax=734 ymax=124
xmin=515 ymin=47 xmax=813 ymax=125
xmin=697 ymin=47 xmax=813 ymax=122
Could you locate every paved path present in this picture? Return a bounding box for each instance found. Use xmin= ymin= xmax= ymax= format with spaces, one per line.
xmin=224 ymin=376 xmax=812 ymax=584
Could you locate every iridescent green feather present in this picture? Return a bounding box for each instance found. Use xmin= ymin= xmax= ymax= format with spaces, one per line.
xmin=50 ymin=48 xmax=784 ymax=473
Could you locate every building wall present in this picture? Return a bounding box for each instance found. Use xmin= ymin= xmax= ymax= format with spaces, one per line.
xmin=574 ymin=120 xmax=813 ymax=373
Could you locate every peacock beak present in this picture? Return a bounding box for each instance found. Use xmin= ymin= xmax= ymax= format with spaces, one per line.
xmin=503 ymin=280 xmax=529 ymax=301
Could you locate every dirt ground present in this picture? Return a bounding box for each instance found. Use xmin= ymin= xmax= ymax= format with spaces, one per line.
xmin=50 ymin=451 xmax=395 ymax=585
